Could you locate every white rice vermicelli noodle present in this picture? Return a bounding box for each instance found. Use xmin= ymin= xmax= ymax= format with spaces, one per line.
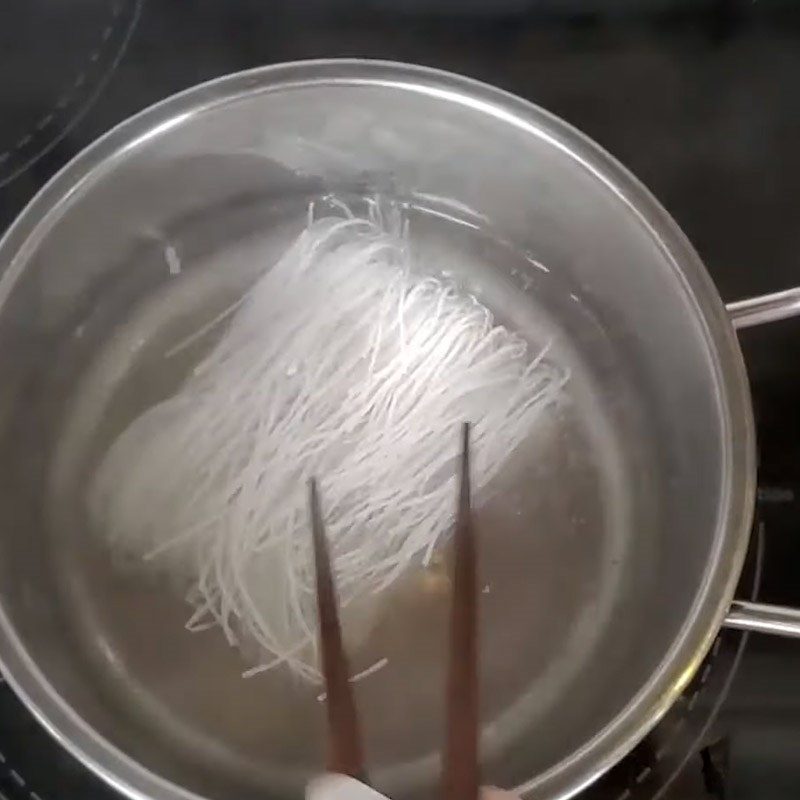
xmin=88 ymin=200 xmax=569 ymax=682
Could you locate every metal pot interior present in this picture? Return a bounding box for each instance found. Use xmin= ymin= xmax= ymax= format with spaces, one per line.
xmin=0 ymin=62 xmax=754 ymax=800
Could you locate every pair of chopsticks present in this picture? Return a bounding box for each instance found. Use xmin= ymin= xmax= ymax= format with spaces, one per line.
xmin=309 ymin=422 xmax=478 ymax=800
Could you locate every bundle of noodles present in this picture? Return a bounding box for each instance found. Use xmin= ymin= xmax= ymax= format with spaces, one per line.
xmin=89 ymin=200 xmax=569 ymax=682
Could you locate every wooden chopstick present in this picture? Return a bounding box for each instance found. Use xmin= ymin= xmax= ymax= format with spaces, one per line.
xmin=309 ymin=478 xmax=367 ymax=782
xmin=442 ymin=422 xmax=479 ymax=800
xmin=310 ymin=422 xmax=478 ymax=797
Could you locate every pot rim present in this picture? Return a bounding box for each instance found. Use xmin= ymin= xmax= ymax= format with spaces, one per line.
xmin=0 ymin=58 xmax=756 ymax=800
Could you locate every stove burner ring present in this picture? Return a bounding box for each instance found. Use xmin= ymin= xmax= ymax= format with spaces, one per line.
xmin=0 ymin=0 xmax=142 ymax=190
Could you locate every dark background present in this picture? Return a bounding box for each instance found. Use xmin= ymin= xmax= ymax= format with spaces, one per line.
xmin=1 ymin=1 xmax=800 ymax=798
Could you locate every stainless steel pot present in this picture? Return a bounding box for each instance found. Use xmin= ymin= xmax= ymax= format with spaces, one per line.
xmin=0 ymin=60 xmax=798 ymax=800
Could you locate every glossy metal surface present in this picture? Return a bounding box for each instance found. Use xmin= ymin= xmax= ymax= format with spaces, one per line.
xmin=727 ymin=288 xmax=800 ymax=330
xmin=724 ymin=601 xmax=800 ymax=639
xmin=0 ymin=61 xmax=756 ymax=800
xmin=722 ymin=294 xmax=800 ymax=645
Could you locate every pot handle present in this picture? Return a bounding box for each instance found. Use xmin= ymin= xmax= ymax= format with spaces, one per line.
xmin=726 ymin=287 xmax=800 ymax=329
xmin=723 ymin=601 xmax=800 ymax=638
xmin=721 ymin=289 xmax=800 ymax=638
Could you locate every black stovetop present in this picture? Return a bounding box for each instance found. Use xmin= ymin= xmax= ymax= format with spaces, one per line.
xmin=2 ymin=2 xmax=800 ymax=798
